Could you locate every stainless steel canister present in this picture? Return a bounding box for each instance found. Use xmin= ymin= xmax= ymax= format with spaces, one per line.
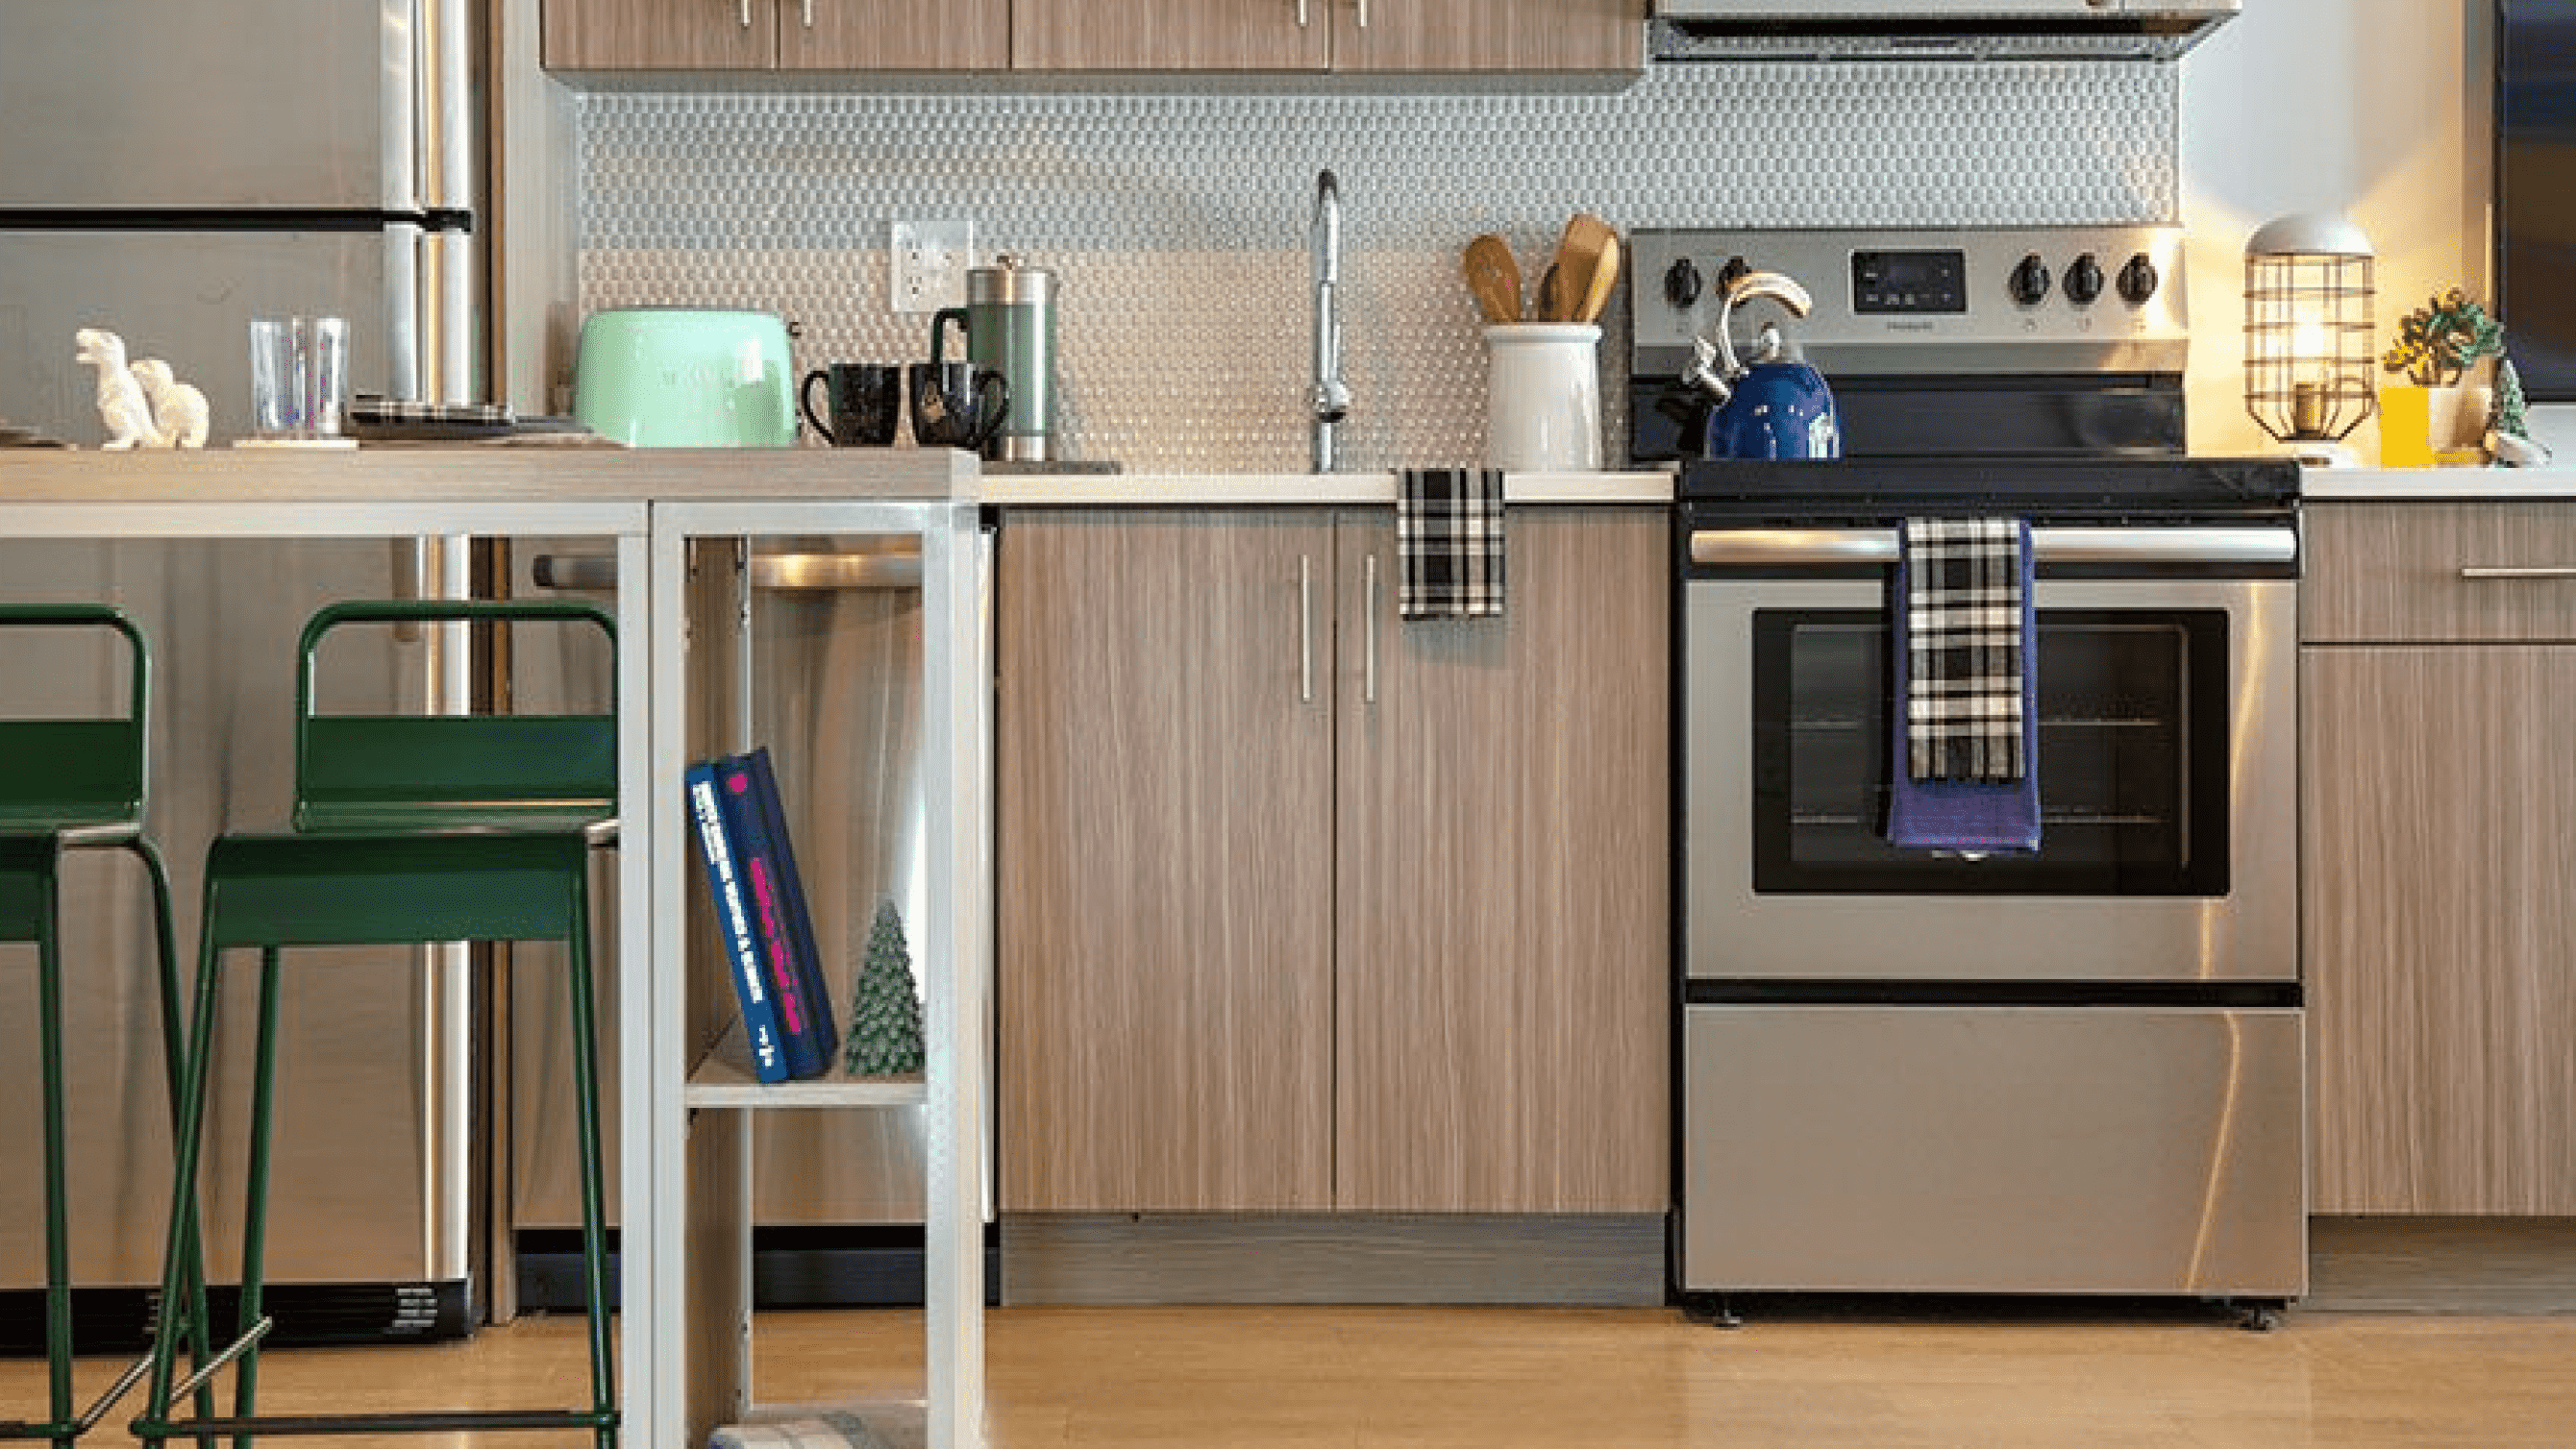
xmin=962 ymin=254 xmax=1056 ymax=462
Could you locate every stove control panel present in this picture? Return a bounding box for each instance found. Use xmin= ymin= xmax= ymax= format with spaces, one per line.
xmin=1630 ymin=225 xmax=2189 ymax=379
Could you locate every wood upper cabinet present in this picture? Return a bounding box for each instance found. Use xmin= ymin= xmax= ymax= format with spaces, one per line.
xmin=544 ymin=0 xmax=1006 ymax=71
xmin=1331 ymin=505 xmax=1669 ymax=1213
xmin=1331 ymin=0 xmax=1642 ymax=72
xmin=996 ymin=503 xmax=1668 ymax=1216
xmin=996 ymin=509 xmax=1338 ymax=1213
xmin=1010 ymin=0 xmax=1638 ymax=72
xmin=1010 ymin=0 xmax=1328 ymax=70
xmin=2302 ymin=501 xmax=2576 ymax=1215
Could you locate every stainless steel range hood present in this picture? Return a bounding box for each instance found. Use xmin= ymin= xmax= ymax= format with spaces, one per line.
xmin=1650 ymin=0 xmax=2240 ymax=62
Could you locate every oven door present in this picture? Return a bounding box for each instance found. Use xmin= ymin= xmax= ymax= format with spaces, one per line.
xmin=1679 ymin=525 xmax=2297 ymax=984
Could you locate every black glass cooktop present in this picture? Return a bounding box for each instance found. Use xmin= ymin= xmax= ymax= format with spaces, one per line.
xmin=1675 ymin=455 xmax=2301 ymax=527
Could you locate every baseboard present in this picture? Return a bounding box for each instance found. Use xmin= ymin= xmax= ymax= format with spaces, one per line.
xmin=2305 ymin=1216 xmax=2576 ymax=1314
xmin=514 ymin=1225 xmax=1003 ymax=1312
xmin=0 ymin=1279 xmax=471 ymax=1356
xmin=1000 ymin=1213 xmax=1667 ymax=1307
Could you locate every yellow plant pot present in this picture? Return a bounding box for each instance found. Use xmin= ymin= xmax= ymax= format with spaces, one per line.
xmin=2379 ymin=382 xmax=2490 ymax=467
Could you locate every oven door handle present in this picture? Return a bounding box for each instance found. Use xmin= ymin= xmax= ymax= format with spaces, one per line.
xmin=1688 ymin=526 xmax=2297 ymax=569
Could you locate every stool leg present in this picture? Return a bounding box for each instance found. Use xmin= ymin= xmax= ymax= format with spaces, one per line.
xmin=131 ymin=839 xmax=216 ymax=1437
xmin=37 ymin=868 xmax=74 ymax=1449
xmin=139 ymin=917 xmax=225 ymax=1443
xmin=228 ymin=946 xmax=287 ymax=1449
xmin=565 ymin=883 xmax=619 ymax=1449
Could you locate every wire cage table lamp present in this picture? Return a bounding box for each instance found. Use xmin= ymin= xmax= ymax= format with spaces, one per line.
xmin=2244 ymin=212 xmax=2376 ymax=467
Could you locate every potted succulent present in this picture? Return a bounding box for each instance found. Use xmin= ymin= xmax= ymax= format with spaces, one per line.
xmin=2379 ymin=287 xmax=2506 ymax=464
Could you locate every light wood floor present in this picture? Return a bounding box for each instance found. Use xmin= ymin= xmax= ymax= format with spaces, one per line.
xmin=12 ymin=1303 xmax=2576 ymax=1448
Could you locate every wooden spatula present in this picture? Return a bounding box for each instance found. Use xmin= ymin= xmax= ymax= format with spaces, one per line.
xmin=1575 ymin=225 xmax=1622 ymax=325
xmin=1548 ymin=212 xmax=1617 ymax=325
xmin=1463 ymin=233 xmax=1523 ymax=326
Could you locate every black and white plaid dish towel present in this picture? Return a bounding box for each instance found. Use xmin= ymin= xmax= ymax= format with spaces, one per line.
xmin=1902 ymin=516 xmax=2030 ymax=783
xmin=1397 ymin=467 xmax=1505 ymax=620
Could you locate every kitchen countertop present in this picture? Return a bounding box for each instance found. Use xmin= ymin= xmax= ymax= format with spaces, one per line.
xmin=2302 ymin=464 xmax=2576 ymax=500
xmin=977 ymin=469 xmax=1674 ymax=505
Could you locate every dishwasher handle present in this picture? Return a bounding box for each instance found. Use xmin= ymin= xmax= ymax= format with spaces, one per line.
xmin=532 ymin=548 xmax=923 ymax=593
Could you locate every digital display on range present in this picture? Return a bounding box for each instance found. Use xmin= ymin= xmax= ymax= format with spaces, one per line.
xmin=1852 ymin=250 xmax=1969 ymax=314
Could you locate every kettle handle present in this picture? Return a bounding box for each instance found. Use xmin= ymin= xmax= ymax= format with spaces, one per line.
xmin=929 ymin=307 xmax=968 ymax=366
xmin=1706 ymin=271 xmax=1815 ymax=382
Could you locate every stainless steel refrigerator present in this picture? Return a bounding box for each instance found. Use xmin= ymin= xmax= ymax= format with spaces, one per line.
xmin=0 ymin=0 xmax=486 ymax=1347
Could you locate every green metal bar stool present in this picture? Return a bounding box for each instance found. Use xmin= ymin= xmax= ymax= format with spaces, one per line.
xmin=130 ymin=599 xmax=619 ymax=1449
xmin=0 ymin=604 xmax=211 ymax=1448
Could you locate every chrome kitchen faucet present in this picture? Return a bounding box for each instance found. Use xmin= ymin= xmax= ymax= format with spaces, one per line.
xmin=1311 ymin=168 xmax=1350 ymax=472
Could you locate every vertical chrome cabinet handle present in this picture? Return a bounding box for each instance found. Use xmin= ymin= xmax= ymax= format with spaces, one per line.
xmin=1299 ymin=554 xmax=1315 ymax=704
xmin=738 ymin=0 xmax=751 ymax=28
xmin=1359 ymin=0 xmax=1370 ymax=28
xmin=1297 ymin=0 xmax=1309 ymax=26
xmin=802 ymin=0 xmax=813 ymax=27
xmin=1364 ymin=553 xmax=1380 ymax=704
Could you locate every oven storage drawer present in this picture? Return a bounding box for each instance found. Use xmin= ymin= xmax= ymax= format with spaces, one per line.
xmin=2306 ymin=501 xmax=2576 ymax=644
xmin=1680 ymin=1003 xmax=2306 ymax=1297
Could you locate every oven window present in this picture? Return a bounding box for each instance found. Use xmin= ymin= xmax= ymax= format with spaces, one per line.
xmin=1750 ymin=608 xmax=2231 ymax=895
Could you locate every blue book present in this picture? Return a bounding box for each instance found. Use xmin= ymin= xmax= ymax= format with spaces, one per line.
xmin=715 ymin=751 xmax=829 ymax=1081
xmin=743 ymin=746 xmax=841 ymax=1070
xmin=685 ymin=760 xmax=789 ymax=1084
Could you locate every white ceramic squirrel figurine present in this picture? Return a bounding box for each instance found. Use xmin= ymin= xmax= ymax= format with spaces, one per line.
xmin=130 ymin=357 xmax=211 ymax=449
xmin=73 ymin=329 xmax=157 ymax=450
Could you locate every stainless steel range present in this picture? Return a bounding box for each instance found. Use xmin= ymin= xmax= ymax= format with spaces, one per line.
xmin=1642 ymin=226 xmax=2306 ymax=1314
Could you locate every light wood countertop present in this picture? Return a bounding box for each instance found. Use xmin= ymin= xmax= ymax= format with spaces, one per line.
xmin=0 ymin=444 xmax=978 ymax=503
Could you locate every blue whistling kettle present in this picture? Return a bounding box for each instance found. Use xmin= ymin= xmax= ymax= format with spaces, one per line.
xmin=1683 ymin=270 xmax=1842 ymax=461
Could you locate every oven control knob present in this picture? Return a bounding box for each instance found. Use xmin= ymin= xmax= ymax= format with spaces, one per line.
xmin=2065 ymin=253 xmax=2105 ymax=306
xmin=2009 ymin=253 xmax=2052 ymax=307
xmin=2118 ymin=252 xmax=2162 ymax=306
xmin=1664 ymin=257 xmax=1703 ymax=310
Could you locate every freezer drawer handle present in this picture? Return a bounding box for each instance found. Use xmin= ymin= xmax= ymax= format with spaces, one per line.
xmin=532 ymin=549 xmax=921 ymax=592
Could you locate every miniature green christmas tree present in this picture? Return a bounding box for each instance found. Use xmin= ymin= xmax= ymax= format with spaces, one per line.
xmin=844 ymin=899 xmax=925 ymax=1076
xmin=2493 ymin=356 xmax=2533 ymax=439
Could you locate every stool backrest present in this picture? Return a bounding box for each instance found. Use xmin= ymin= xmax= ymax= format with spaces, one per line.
xmin=0 ymin=603 xmax=149 ymax=830
xmin=293 ymin=599 xmax=617 ymax=832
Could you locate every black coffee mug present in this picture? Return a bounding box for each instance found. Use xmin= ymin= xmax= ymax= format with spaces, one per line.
xmin=801 ymin=362 xmax=903 ymax=446
xmin=907 ymin=361 xmax=1010 ymax=453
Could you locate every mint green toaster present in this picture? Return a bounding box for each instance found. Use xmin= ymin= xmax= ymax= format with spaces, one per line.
xmin=573 ymin=307 xmax=797 ymax=448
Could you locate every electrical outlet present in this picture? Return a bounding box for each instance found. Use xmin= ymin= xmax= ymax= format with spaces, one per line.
xmin=890 ymin=219 xmax=975 ymax=313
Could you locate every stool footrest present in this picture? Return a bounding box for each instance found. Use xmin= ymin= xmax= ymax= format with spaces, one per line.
xmin=133 ymin=1408 xmax=619 ymax=1438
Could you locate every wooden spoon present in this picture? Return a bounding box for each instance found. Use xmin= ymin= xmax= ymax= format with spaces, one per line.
xmin=1533 ymin=262 xmax=1564 ymax=322
xmin=1548 ymin=212 xmax=1617 ymax=325
xmin=1462 ymin=233 xmax=1523 ymax=326
xmin=1575 ymin=226 xmax=1623 ymax=325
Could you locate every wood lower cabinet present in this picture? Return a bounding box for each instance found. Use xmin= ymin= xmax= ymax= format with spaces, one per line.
xmin=544 ymin=0 xmax=1006 ymax=71
xmin=997 ymin=509 xmax=1338 ymax=1212
xmin=1330 ymin=507 xmax=1668 ymax=1212
xmin=2303 ymin=500 xmax=2576 ymax=1215
xmin=1009 ymin=0 xmax=1638 ymax=71
xmin=996 ymin=504 xmax=1668 ymax=1215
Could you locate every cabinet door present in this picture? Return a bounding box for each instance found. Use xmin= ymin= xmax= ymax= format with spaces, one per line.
xmin=997 ymin=509 xmax=1337 ymax=1211
xmin=1332 ymin=0 xmax=1641 ymax=72
xmin=1011 ymin=0 xmax=1329 ymax=70
xmin=543 ymin=0 xmax=775 ymax=69
xmin=2305 ymin=645 xmax=2576 ymax=1214
xmin=784 ymin=0 xmax=1008 ymax=69
xmin=1332 ymin=506 xmax=1670 ymax=1212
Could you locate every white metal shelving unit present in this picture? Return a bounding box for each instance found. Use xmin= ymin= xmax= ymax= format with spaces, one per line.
xmin=648 ymin=485 xmax=988 ymax=1449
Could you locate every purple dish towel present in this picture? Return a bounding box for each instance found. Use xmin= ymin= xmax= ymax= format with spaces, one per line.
xmin=1883 ymin=520 xmax=2040 ymax=853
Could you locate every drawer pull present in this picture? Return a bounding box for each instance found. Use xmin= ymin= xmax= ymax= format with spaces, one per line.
xmin=2460 ymin=565 xmax=2576 ymax=580
xmin=1299 ymin=553 xmax=1315 ymax=704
